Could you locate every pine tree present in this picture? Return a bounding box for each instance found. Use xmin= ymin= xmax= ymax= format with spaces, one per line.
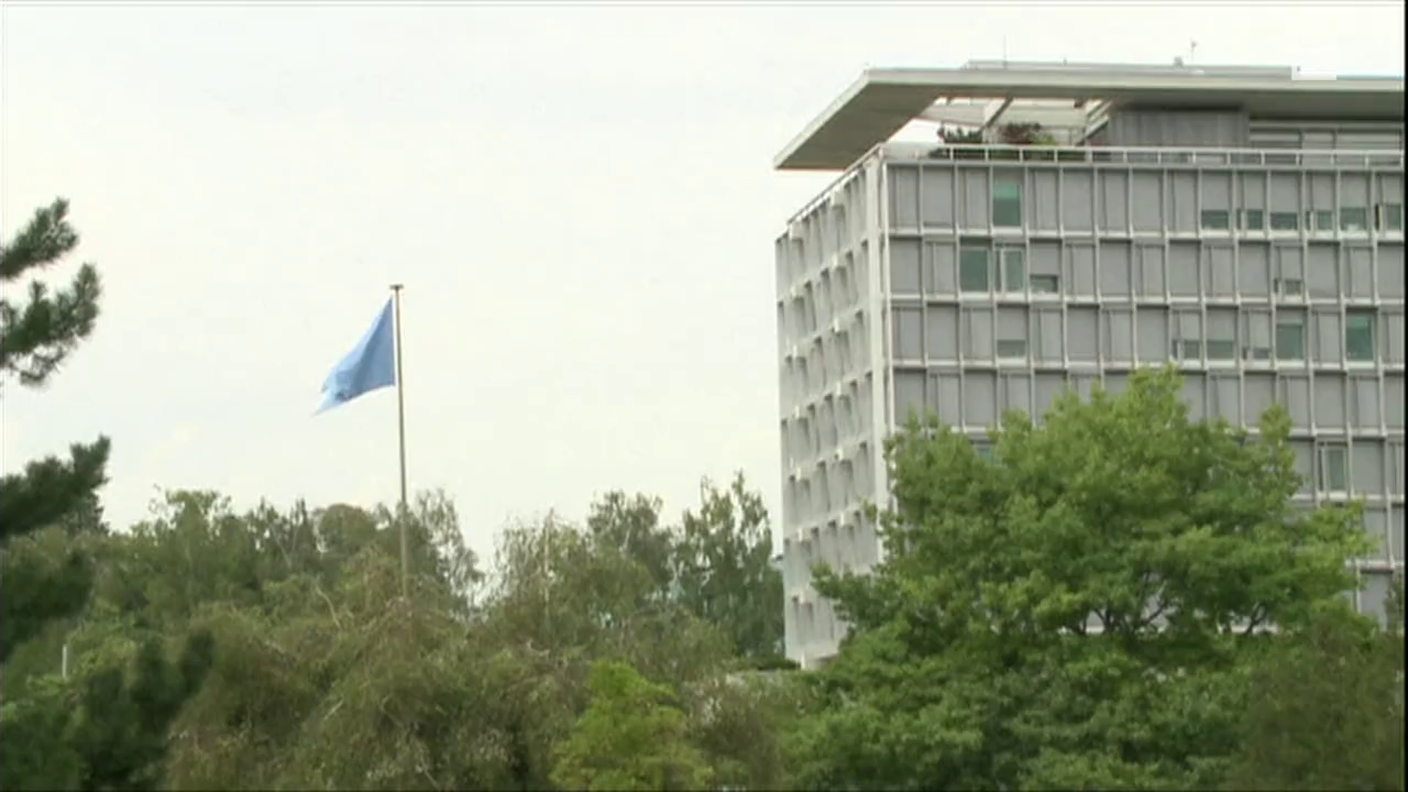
xmin=0 ymin=197 xmax=109 ymax=664
xmin=0 ymin=198 xmax=215 ymax=790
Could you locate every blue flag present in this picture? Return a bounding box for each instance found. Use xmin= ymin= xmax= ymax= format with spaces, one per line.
xmin=316 ymin=298 xmax=396 ymax=414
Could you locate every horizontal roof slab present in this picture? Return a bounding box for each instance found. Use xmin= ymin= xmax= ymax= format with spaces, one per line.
xmin=775 ymin=67 xmax=1407 ymax=171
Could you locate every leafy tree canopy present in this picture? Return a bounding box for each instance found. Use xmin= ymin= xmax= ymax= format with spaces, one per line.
xmin=789 ymin=366 xmax=1371 ymax=790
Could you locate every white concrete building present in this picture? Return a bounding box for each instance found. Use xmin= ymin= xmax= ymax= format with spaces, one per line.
xmin=774 ymin=61 xmax=1406 ymax=668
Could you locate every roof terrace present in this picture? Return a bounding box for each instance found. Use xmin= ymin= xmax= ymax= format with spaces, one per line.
xmin=775 ymin=61 xmax=1407 ymax=172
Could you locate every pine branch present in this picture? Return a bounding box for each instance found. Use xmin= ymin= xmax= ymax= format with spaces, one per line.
xmin=0 ymin=263 xmax=102 ymax=386
xmin=0 ymin=198 xmax=79 ymax=280
xmin=0 ymin=436 xmax=111 ymax=543
xmin=0 ymin=548 xmax=93 ymax=664
xmin=0 ymin=198 xmax=102 ymax=386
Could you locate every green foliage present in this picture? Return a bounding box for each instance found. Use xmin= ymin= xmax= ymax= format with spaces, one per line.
xmin=572 ymin=474 xmax=785 ymax=663
xmin=0 ymin=626 xmax=213 ymax=791
xmin=0 ymin=198 xmax=218 ymax=792
xmin=551 ymin=660 xmax=712 ymax=791
xmin=0 ymin=198 xmax=103 ymax=385
xmin=0 ymin=674 xmax=84 ymax=790
xmin=587 ymin=491 xmax=675 ymax=599
xmin=71 ymin=631 xmax=214 ymax=790
xmin=998 ymin=121 xmax=1058 ymax=145
xmin=7 ymin=360 xmax=1392 ymax=791
xmin=941 ymin=126 xmax=986 ymax=144
xmin=675 ymin=473 xmax=785 ymax=661
xmin=690 ymin=670 xmax=805 ymax=789
xmin=0 ymin=480 xmax=785 ymax=791
xmin=0 ymin=203 xmax=110 ymax=635
xmin=1225 ymin=601 xmax=1404 ymax=790
xmin=790 ymin=366 xmax=1371 ymax=790
xmin=0 ymin=198 xmax=110 ymax=663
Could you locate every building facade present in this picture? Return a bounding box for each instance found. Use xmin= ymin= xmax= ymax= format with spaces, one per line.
xmin=774 ymin=62 xmax=1406 ymax=668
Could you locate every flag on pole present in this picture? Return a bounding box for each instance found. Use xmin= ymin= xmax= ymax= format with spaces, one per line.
xmin=316 ymin=297 xmax=396 ymax=414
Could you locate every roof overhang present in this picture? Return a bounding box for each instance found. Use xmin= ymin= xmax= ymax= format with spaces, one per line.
xmin=774 ymin=67 xmax=1407 ymax=171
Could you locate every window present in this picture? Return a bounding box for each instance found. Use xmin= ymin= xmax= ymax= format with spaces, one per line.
xmin=1200 ymin=210 xmax=1231 ymax=231
xmin=973 ymin=443 xmax=994 ymax=461
xmin=1242 ymin=209 xmax=1266 ymax=231
xmin=1380 ymin=203 xmax=1404 ymax=232
xmin=1205 ymin=309 xmax=1236 ymax=362
xmin=1031 ymin=274 xmax=1060 ymax=294
xmin=1341 ymin=207 xmax=1369 ymax=232
xmin=1308 ymin=209 xmax=1334 ymax=232
xmin=1319 ymin=444 xmax=1348 ymax=492
xmin=1276 ymin=317 xmax=1304 ymax=360
xmin=997 ymin=339 xmax=1027 ymax=358
xmin=960 ymin=247 xmax=990 ymax=293
xmin=993 ymin=181 xmax=1022 ymax=228
xmin=1276 ymin=277 xmax=1304 ymax=298
xmin=1346 ymin=312 xmax=1375 ymax=362
xmin=1172 ymin=311 xmax=1203 ymax=362
xmin=1270 ymin=211 xmax=1300 ymax=231
xmin=1206 ymin=339 xmax=1236 ymax=361
xmin=997 ymin=308 xmax=1027 ymax=359
xmin=1172 ymin=339 xmax=1202 ymax=361
xmin=999 ymin=248 xmax=1026 ymax=292
xmin=1243 ymin=306 xmax=1272 ymax=362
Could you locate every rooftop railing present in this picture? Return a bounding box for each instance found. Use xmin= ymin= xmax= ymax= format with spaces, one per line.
xmin=893 ymin=140 xmax=1405 ymax=168
xmin=782 ymin=140 xmax=1405 ymax=227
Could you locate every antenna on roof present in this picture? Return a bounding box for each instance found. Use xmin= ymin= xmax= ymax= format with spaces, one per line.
xmin=1189 ymin=40 xmax=1198 ymax=64
xmin=1003 ymin=37 xmax=1008 ymax=67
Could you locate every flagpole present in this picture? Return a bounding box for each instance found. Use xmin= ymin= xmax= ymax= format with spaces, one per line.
xmin=391 ymin=283 xmax=409 ymax=599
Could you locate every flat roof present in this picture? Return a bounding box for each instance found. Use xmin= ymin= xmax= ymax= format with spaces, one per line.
xmin=775 ymin=63 xmax=1406 ymax=171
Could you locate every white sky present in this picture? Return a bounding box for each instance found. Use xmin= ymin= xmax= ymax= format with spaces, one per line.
xmin=2 ymin=1 xmax=1404 ymax=563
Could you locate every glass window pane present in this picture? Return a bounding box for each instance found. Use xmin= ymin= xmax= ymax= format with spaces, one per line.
xmin=1340 ymin=207 xmax=1369 ymax=231
xmin=1322 ymin=446 xmax=1348 ymax=491
xmin=1206 ymin=340 xmax=1236 ymax=360
xmin=993 ymin=182 xmax=1022 ymax=228
xmin=1030 ymin=274 xmax=1060 ymax=294
xmin=1314 ymin=210 xmax=1334 ymax=231
xmin=1200 ymin=210 xmax=1231 ymax=230
xmin=1346 ymin=314 xmax=1375 ymax=361
xmin=993 ymin=182 xmax=1021 ymax=201
xmin=1386 ymin=203 xmax=1404 ymax=231
xmin=997 ymin=339 xmax=1027 ymax=358
xmin=1270 ymin=211 xmax=1300 ymax=231
xmin=1244 ymin=209 xmax=1265 ymax=230
xmin=1276 ymin=321 xmax=1304 ymax=360
xmin=1002 ymin=250 xmax=1025 ymax=291
xmin=960 ymin=248 xmax=990 ymax=293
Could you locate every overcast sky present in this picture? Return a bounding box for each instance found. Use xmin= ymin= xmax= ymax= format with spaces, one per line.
xmin=3 ymin=1 xmax=1404 ymax=563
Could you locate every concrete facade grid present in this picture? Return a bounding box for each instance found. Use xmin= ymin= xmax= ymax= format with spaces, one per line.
xmin=779 ymin=143 xmax=1407 ymax=666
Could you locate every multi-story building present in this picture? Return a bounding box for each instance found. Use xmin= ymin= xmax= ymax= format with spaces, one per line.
xmin=774 ymin=61 xmax=1405 ymax=669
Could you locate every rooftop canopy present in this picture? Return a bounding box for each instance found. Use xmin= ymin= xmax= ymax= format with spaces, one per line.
xmin=774 ymin=61 xmax=1407 ymax=171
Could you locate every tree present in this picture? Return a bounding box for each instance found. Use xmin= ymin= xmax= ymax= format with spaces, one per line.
xmin=587 ymin=491 xmax=675 ymax=601
xmin=4 ymin=479 xmax=792 ymax=790
xmin=1225 ymin=581 xmax=1405 ymax=790
xmin=551 ymin=660 xmax=712 ymax=791
xmin=789 ymin=366 xmax=1367 ymax=790
xmin=689 ymin=669 xmax=805 ymax=790
xmin=0 ymin=203 xmax=217 ymax=789
xmin=674 ymin=473 xmax=785 ymax=663
xmin=584 ymin=480 xmax=785 ymax=665
xmin=0 ymin=198 xmax=108 ymax=663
